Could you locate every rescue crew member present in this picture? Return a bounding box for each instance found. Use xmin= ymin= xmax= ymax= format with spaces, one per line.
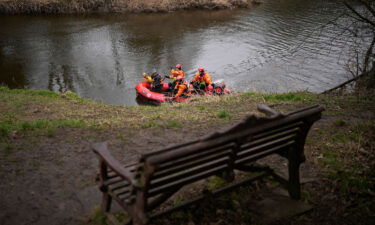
xmin=150 ymin=72 xmax=164 ymax=93
xmin=165 ymin=64 xmax=185 ymax=91
xmin=174 ymin=75 xmax=190 ymax=98
xmin=143 ymin=72 xmax=153 ymax=83
xmin=166 ymin=64 xmax=185 ymax=79
xmin=191 ymin=67 xmax=213 ymax=90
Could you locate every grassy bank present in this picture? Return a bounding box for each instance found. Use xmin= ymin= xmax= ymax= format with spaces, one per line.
xmin=0 ymin=0 xmax=261 ymax=14
xmin=0 ymin=86 xmax=318 ymax=141
xmin=0 ymin=87 xmax=374 ymax=225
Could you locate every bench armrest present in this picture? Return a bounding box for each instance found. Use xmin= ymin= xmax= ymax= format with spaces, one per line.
xmin=92 ymin=142 xmax=136 ymax=186
xmin=257 ymin=104 xmax=281 ymax=117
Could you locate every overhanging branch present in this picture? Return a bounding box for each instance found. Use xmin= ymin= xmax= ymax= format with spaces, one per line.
xmin=344 ymin=1 xmax=375 ymax=27
xmin=358 ymin=0 xmax=375 ymax=19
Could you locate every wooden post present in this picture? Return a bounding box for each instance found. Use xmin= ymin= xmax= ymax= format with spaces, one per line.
xmin=100 ymin=161 xmax=112 ymax=212
xmin=131 ymin=160 xmax=154 ymax=225
xmin=287 ymin=150 xmax=301 ymax=200
xmin=102 ymin=192 xmax=112 ymax=212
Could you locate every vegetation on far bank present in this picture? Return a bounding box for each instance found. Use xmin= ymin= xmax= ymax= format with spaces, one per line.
xmin=0 ymin=0 xmax=261 ymax=14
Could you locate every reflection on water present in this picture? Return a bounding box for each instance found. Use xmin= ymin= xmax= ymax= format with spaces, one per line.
xmin=0 ymin=48 xmax=27 ymax=88
xmin=47 ymin=64 xmax=74 ymax=92
xmin=0 ymin=0 xmax=363 ymax=105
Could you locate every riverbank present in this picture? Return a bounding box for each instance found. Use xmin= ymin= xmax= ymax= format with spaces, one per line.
xmin=0 ymin=87 xmax=374 ymax=225
xmin=0 ymin=0 xmax=261 ymax=14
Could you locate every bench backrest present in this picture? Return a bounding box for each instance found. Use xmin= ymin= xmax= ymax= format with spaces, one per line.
xmin=138 ymin=105 xmax=323 ymax=197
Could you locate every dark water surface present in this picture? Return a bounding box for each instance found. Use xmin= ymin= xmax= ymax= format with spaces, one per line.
xmin=0 ymin=0 xmax=361 ymax=105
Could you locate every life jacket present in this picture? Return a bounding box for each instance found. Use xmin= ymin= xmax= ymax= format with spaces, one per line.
xmin=142 ymin=72 xmax=153 ymax=83
xmin=192 ymin=73 xmax=212 ymax=85
xmin=174 ymin=80 xmax=190 ymax=97
xmin=143 ymin=75 xmax=153 ymax=83
xmin=170 ymin=69 xmax=185 ymax=79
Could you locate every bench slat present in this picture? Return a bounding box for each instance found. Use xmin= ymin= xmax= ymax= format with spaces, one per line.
xmin=240 ymin=127 xmax=300 ymax=151
xmin=145 ymin=140 xmax=233 ymax=166
xmin=239 ymin=133 xmax=298 ymax=157
xmin=153 ymin=149 xmax=232 ymax=179
xmin=117 ymin=190 xmax=131 ymax=199
xmin=155 ymin=142 xmax=235 ymax=170
xmin=110 ymin=181 xmax=131 ymax=192
xmin=250 ymin=122 xmax=302 ymax=141
xmin=112 ymin=186 xmax=131 ymax=196
xmin=104 ymin=176 xmax=124 ymax=186
xmin=235 ymin=140 xmax=295 ymax=165
xmin=148 ymin=164 xmax=228 ymax=196
xmin=149 ymin=156 xmax=230 ymax=187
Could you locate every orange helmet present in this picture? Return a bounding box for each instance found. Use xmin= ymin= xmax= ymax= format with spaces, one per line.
xmin=176 ymin=64 xmax=182 ymax=69
xmin=198 ymin=67 xmax=205 ymax=72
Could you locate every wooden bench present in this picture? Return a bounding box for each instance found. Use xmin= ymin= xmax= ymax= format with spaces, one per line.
xmin=92 ymin=104 xmax=324 ymax=225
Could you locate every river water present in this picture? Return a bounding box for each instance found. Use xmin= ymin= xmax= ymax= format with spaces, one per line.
xmin=0 ymin=0 xmax=362 ymax=105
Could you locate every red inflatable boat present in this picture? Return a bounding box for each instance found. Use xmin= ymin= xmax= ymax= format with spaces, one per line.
xmin=135 ymin=80 xmax=231 ymax=104
xmin=135 ymin=82 xmax=190 ymax=103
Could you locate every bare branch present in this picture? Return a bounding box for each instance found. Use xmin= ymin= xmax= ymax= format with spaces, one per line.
xmin=356 ymin=51 xmax=360 ymax=75
xmin=363 ymin=34 xmax=375 ymax=72
xmin=344 ymin=1 xmax=375 ymax=27
xmin=358 ymin=0 xmax=375 ymax=19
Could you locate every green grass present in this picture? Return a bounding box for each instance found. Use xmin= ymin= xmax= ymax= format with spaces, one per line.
xmin=0 ymin=86 xmax=59 ymax=98
xmin=322 ymin=150 xmax=341 ymax=170
xmin=208 ymin=176 xmax=227 ymax=190
xmin=0 ymin=119 xmax=86 ymax=139
xmin=0 ymin=87 xmax=321 ymax=137
xmin=264 ymin=93 xmax=304 ymax=101
xmin=217 ymin=111 xmax=231 ymax=119
xmin=333 ymin=118 xmax=346 ymax=127
xmin=165 ymin=120 xmax=182 ymax=128
xmin=328 ymin=169 xmax=372 ymax=194
xmin=240 ymin=92 xmax=316 ymax=103
xmin=54 ymin=119 xmax=85 ymax=128
xmin=0 ymin=87 xmax=92 ymax=103
xmin=87 ymin=206 xmax=108 ymax=225
xmin=241 ymin=92 xmax=258 ymax=97
xmin=317 ymin=119 xmax=375 ymax=196
xmin=0 ymin=123 xmax=11 ymax=139
xmin=140 ymin=121 xmax=157 ymax=128
xmin=46 ymin=128 xmax=56 ymax=137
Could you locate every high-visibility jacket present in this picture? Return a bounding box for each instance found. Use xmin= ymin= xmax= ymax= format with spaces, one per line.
xmin=168 ymin=69 xmax=185 ymax=79
xmin=174 ymin=81 xmax=189 ymax=98
xmin=192 ymin=73 xmax=212 ymax=85
xmin=144 ymin=75 xmax=153 ymax=83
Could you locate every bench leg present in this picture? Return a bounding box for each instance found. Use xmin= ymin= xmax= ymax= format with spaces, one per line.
xmin=102 ymin=192 xmax=112 ymax=212
xmin=288 ymin=159 xmax=301 ymax=200
xmin=130 ymin=213 xmax=148 ymax=225
xmin=132 ymin=218 xmax=145 ymax=225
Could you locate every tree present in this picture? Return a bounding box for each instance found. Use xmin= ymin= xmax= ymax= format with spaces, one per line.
xmin=343 ymin=0 xmax=374 ymax=88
